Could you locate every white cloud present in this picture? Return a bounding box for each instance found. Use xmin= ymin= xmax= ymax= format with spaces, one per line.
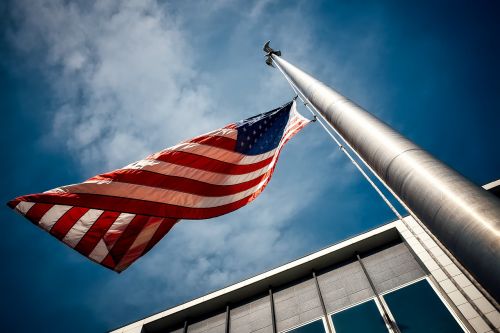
xmin=8 ymin=0 xmax=358 ymax=326
xmin=9 ymin=0 xmax=223 ymax=173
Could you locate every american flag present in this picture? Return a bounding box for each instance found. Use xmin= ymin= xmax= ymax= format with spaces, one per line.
xmin=7 ymin=100 xmax=309 ymax=272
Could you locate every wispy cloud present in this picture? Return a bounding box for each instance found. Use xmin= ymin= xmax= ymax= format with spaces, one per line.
xmin=7 ymin=0 xmax=357 ymax=325
xmin=9 ymin=0 xmax=223 ymax=173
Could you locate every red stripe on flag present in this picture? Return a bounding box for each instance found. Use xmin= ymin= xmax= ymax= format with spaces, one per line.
xmin=25 ymin=203 xmax=54 ymax=225
xmin=100 ymin=255 xmax=116 ymax=271
xmin=88 ymin=169 xmax=269 ymax=197
xmin=7 ymin=199 xmax=20 ymax=209
xmin=188 ymin=135 xmax=236 ymax=151
xmin=105 ymin=215 xmax=149 ymax=267
xmin=13 ymin=155 xmax=282 ymax=220
xmin=74 ymin=211 xmax=121 ymax=256
xmin=133 ymin=218 xmax=178 ymax=264
xmin=12 ymin=146 xmax=287 ymax=221
xmin=50 ymin=207 xmax=89 ymax=240
xmin=6 ymin=102 xmax=309 ymax=272
xmin=143 ymin=218 xmax=177 ymax=254
xmin=16 ymin=189 xmax=250 ymax=219
xmin=114 ymin=217 xmax=164 ymax=272
xmin=153 ymin=151 xmax=274 ymax=175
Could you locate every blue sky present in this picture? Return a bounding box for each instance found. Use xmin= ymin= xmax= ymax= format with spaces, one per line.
xmin=1 ymin=0 xmax=499 ymax=332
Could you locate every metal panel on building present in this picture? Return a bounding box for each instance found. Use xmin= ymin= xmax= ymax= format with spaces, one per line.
xmin=317 ymin=260 xmax=374 ymax=313
xmin=111 ymin=180 xmax=500 ymax=333
xmin=231 ymin=294 xmax=273 ymax=333
xmin=361 ymin=242 xmax=425 ymax=293
xmin=189 ymin=312 xmax=226 ymax=333
xmin=274 ymin=277 xmax=323 ymax=331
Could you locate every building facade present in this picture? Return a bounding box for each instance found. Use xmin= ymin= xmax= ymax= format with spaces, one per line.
xmin=112 ymin=181 xmax=500 ymax=333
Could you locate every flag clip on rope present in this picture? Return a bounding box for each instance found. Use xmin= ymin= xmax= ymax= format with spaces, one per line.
xmin=7 ymin=100 xmax=310 ymax=272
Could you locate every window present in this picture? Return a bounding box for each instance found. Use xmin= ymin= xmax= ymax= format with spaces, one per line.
xmin=285 ymin=319 xmax=326 ymax=333
xmin=331 ymin=300 xmax=388 ymax=333
xmin=383 ymin=280 xmax=464 ymax=332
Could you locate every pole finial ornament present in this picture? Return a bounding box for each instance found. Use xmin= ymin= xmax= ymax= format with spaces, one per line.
xmin=263 ymin=41 xmax=281 ymax=67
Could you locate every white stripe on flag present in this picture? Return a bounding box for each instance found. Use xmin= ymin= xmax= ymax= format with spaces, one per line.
xmin=149 ymin=118 xmax=302 ymax=165
xmin=115 ymin=217 xmax=163 ymax=271
xmin=56 ymin=122 xmax=306 ymax=209
xmin=38 ymin=205 xmax=72 ymax=231
xmin=148 ymin=128 xmax=238 ymax=160
xmin=118 ymin=120 xmax=306 ymax=186
xmin=88 ymin=239 xmax=109 ymax=263
xmin=62 ymin=209 xmax=104 ymax=248
xmin=162 ymin=142 xmax=275 ymax=165
xmin=60 ymin=167 xmax=276 ymax=208
xmin=88 ymin=213 xmax=135 ymax=263
xmin=15 ymin=201 xmax=35 ymax=215
xmin=122 ymin=159 xmax=271 ymax=186
xmin=195 ymin=128 xmax=237 ymax=140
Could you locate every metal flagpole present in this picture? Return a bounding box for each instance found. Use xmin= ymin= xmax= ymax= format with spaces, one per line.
xmin=263 ymin=42 xmax=500 ymax=302
xmin=270 ymin=45 xmax=500 ymax=330
xmin=271 ymin=53 xmax=500 ymax=317
xmin=275 ymin=60 xmax=407 ymax=223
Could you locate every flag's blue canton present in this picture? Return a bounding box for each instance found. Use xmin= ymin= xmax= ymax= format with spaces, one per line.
xmin=235 ymin=102 xmax=292 ymax=156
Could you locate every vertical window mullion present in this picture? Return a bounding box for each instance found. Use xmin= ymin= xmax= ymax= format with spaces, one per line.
xmin=312 ymin=271 xmax=333 ymax=333
xmin=356 ymin=253 xmax=400 ymax=333
xmin=225 ymin=305 xmax=230 ymax=333
xmin=269 ymin=287 xmax=277 ymax=333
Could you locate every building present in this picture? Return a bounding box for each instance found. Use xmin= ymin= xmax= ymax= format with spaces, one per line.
xmin=112 ymin=180 xmax=500 ymax=333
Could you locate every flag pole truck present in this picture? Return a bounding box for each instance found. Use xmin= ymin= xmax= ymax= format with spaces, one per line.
xmin=263 ymin=42 xmax=500 ymax=307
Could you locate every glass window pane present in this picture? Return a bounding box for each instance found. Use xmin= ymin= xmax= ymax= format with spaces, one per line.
xmin=331 ymin=300 xmax=388 ymax=333
xmin=286 ymin=319 xmax=325 ymax=333
xmin=384 ymin=280 xmax=464 ymax=333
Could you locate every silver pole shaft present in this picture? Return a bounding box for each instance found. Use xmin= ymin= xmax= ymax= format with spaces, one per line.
xmin=275 ymin=56 xmax=499 ymax=309
xmin=273 ymin=58 xmax=406 ymax=222
xmin=271 ymin=54 xmax=500 ymax=301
